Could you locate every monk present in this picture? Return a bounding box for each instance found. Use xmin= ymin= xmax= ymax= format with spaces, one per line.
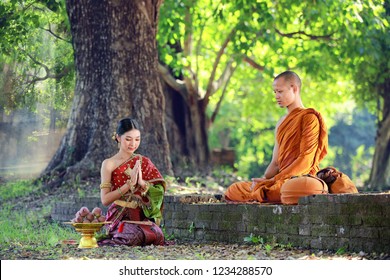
xmin=224 ymin=70 xmax=328 ymax=203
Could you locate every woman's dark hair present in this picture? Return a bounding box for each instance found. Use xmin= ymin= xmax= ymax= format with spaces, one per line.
xmin=115 ymin=118 xmax=140 ymax=142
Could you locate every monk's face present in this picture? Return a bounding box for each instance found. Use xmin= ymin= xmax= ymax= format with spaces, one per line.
xmin=272 ymin=77 xmax=298 ymax=108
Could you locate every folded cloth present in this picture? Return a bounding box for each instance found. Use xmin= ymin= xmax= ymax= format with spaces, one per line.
xmin=316 ymin=166 xmax=358 ymax=194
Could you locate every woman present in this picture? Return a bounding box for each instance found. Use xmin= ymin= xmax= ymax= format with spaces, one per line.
xmin=98 ymin=117 xmax=166 ymax=246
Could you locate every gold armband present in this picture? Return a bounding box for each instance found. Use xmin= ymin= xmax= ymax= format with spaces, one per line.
xmin=100 ymin=182 xmax=111 ymax=189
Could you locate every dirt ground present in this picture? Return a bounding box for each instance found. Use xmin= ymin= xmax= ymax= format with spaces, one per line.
xmin=2 ymin=239 xmax=385 ymax=260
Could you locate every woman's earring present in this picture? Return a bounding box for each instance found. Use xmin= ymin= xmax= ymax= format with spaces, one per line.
xmin=117 ymin=142 xmax=121 ymax=149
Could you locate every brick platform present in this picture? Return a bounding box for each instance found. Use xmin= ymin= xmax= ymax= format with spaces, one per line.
xmin=51 ymin=196 xmax=108 ymax=222
xmin=162 ymin=193 xmax=390 ymax=254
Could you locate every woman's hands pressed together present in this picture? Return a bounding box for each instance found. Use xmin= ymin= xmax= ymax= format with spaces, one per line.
xmin=124 ymin=160 xmax=149 ymax=194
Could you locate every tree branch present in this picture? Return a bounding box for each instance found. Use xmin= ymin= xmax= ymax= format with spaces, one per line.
xmin=210 ymin=65 xmax=237 ymax=124
xmin=243 ymin=56 xmax=265 ymax=71
xmin=158 ymin=63 xmax=188 ymax=101
xmin=275 ymin=28 xmax=335 ymax=41
xmin=204 ymin=27 xmax=236 ymax=105
xmin=23 ymin=52 xmax=71 ymax=86
xmin=182 ymin=2 xmax=200 ymax=100
xmin=210 ymin=59 xmax=235 ymax=95
xmin=195 ymin=2 xmax=220 ymax=92
xmin=42 ymin=24 xmax=71 ymax=43
xmin=205 ymin=53 xmax=265 ymax=107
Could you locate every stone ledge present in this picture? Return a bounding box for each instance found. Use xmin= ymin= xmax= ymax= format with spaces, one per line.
xmin=162 ymin=193 xmax=390 ymax=254
xmin=50 ymin=192 xmax=390 ymax=254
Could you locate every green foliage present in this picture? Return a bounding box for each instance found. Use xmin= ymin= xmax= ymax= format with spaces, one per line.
xmin=0 ymin=0 xmax=74 ymax=122
xmin=335 ymin=1 xmax=389 ymax=114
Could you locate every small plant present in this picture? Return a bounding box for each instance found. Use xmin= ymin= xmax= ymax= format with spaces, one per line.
xmin=160 ymin=225 xmax=175 ymax=240
xmin=244 ymin=233 xmax=265 ymax=245
xmin=164 ymin=233 xmax=175 ymax=241
xmin=279 ymin=242 xmax=293 ymax=250
xmin=77 ymin=187 xmax=85 ymax=198
xmin=264 ymin=244 xmax=273 ymax=255
xmin=244 ymin=234 xmax=294 ymax=255
xmin=336 ymin=247 xmax=346 ymax=255
xmin=188 ymin=222 xmax=195 ymax=233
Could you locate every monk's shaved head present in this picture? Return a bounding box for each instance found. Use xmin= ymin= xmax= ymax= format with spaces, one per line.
xmin=274 ymin=70 xmax=301 ymax=90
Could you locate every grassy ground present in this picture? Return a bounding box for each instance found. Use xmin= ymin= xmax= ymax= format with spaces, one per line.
xmin=0 ymin=173 xmax=388 ymax=260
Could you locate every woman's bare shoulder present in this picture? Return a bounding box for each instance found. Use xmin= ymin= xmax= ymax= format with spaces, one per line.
xmin=101 ymin=155 xmax=118 ymax=171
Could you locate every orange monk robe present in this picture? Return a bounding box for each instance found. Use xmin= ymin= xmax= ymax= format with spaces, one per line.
xmin=225 ymin=107 xmax=328 ymax=203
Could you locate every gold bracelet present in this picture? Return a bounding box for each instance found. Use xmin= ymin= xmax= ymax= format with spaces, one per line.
xmin=100 ymin=182 xmax=111 ymax=189
xmin=141 ymin=182 xmax=151 ymax=196
xmin=117 ymin=187 xmax=124 ymax=197
xmin=140 ymin=181 xmax=151 ymax=188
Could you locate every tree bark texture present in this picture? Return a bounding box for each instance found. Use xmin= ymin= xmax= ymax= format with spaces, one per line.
xmin=162 ymin=80 xmax=209 ymax=175
xmin=369 ymin=77 xmax=390 ymax=190
xmin=42 ymin=0 xmax=172 ymax=186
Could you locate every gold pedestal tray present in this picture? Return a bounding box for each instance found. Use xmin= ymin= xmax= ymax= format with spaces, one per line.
xmin=64 ymin=222 xmax=111 ymax=249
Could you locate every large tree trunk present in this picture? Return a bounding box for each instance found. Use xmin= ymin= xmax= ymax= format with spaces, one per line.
xmin=369 ymin=78 xmax=390 ymax=190
xmin=42 ymin=0 xmax=172 ymax=187
xmin=162 ymin=80 xmax=209 ymax=175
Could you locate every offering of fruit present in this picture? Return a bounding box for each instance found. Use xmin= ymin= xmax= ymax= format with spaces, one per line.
xmin=71 ymin=206 xmax=106 ymax=223
xmin=92 ymin=207 xmax=103 ymax=217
